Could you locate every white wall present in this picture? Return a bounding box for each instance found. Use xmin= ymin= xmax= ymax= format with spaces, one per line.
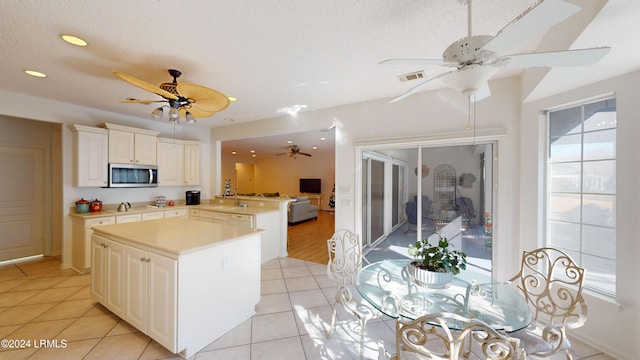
xmin=521 ymin=69 xmax=640 ymax=359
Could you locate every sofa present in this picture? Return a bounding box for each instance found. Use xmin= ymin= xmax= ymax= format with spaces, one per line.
xmin=288 ymin=196 xmax=318 ymax=225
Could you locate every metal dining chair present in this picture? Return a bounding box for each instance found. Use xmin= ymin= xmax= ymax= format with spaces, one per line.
xmin=326 ymin=229 xmax=381 ymax=359
xmin=508 ymin=247 xmax=588 ymax=360
xmin=393 ymin=312 xmax=525 ymax=360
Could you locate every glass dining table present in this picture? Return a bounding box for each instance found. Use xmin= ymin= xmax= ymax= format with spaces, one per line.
xmin=355 ymin=259 xmax=532 ymax=332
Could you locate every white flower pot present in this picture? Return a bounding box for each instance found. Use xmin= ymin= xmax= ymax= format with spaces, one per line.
xmin=408 ymin=261 xmax=453 ymax=289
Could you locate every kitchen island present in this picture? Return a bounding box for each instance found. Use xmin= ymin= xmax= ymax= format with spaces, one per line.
xmin=91 ymin=218 xmax=263 ymax=358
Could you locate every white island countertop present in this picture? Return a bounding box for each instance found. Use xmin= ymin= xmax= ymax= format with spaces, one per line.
xmin=91 ymin=218 xmax=264 ymax=256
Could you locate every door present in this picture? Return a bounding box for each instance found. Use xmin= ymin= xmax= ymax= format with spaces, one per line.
xmin=0 ymin=146 xmax=45 ymax=261
xmin=124 ymin=245 xmax=148 ymax=331
xmin=147 ymin=252 xmax=177 ymax=352
xmin=362 ymin=157 xmax=385 ymax=246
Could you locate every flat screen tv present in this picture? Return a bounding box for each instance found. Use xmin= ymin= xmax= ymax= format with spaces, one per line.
xmin=299 ymin=178 xmax=321 ymax=194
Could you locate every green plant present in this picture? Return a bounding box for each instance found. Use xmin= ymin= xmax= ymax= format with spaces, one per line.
xmin=407 ymin=234 xmax=467 ymax=275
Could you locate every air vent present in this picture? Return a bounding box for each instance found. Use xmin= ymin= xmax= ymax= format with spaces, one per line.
xmin=397 ymin=71 xmax=425 ymax=82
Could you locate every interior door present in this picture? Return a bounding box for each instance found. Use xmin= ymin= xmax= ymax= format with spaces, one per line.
xmin=0 ymin=145 xmax=44 ymax=261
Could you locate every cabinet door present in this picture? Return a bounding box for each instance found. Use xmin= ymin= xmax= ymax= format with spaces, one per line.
xmin=183 ymin=143 xmax=200 ymax=185
xmin=164 ymin=208 xmax=188 ymax=219
xmin=106 ymin=240 xmax=125 ymax=317
xmin=123 ymin=245 xmax=148 ymax=331
xmin=76 ymin=130 xmax=109 ymax=187
xmin=134 ymin=133 xmax=157 ymax=165
xmin=156 ymin=141 xmax=184 ymax=186
xmin=147 ymin=252 xmax=177 ymax=352
xmin=109 ymin=129 xmax=135 ymax=164
xmin=90 ymin=237 xmax=107 ymax=303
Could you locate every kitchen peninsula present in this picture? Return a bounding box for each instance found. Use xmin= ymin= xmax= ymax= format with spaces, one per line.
xmin=91 ymin=218 xmax=262 ymax=358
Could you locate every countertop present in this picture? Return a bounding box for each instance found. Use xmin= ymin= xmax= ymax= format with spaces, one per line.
xmin=69 ymin=203 xmax=278 ymax=218
xmin=91 ymin=217 xmax=264 ymax=256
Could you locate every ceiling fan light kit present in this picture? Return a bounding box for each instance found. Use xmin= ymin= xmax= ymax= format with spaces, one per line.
xmin=113 ymin=68 xmax=230 ymax=125
xmin=382 ymin=0 xmax=611 ymax=103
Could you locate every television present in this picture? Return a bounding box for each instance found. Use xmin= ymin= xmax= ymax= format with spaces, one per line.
xmin=299 ymin=178 xmax=321 ymax=194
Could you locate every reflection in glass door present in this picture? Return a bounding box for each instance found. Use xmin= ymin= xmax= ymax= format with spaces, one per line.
xmin=362 ymin=157 xmax=385 ymax=246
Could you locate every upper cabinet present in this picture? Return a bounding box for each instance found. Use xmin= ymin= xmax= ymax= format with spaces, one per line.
xmin=72 ymin=125 xmax=109 ymax=187
xmin=102 ymin=123 xmax=159 ymax=165
xmin=157 ymin=138 xmax=201 ymax=186
xmin=184 ymin=142 xmax=201 ymax=186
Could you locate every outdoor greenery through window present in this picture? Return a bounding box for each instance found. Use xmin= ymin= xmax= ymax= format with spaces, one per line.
xmin=546 ymin=97 xmax=616 ymax=296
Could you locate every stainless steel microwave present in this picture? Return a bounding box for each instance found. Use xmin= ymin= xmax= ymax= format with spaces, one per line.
xmin=107 ymin=163 xmax=158 ymax=188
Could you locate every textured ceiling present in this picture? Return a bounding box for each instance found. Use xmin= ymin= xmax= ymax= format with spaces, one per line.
xmin=2 ymin=0 xmax=638 ymax=153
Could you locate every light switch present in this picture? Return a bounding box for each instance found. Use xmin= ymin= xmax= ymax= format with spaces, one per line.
xmin=222 ymin=257 xmax=231 ymax=272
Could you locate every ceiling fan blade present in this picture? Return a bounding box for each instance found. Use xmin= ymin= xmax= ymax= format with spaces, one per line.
xmin=275 ymin=152 xmax=289 ymax=156
xmin=179 ymin=107 xmax=216 ymax=118
xmin=496 ymin=47 xmax=611 ymax=68
xmin=119 ymin=98 xmax=167 ymax=105
xmin=299 ymin=153 xmax=312 ymax=157
xmin=481 ymin=0 xmax=581 ymax=55
xmin=378 ymin=58 xmax=446 ymax=66
xmin=113 ymin=71 xmax=179 ymax=100
xmin=389 ymin=70 xmax=457 ymax=103
xmin=176 ymin=83 xmax=230 ymax=113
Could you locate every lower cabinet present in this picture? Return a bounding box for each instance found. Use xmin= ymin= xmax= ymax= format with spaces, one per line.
xmin=92 ymin=235 xmax=177 ymax=352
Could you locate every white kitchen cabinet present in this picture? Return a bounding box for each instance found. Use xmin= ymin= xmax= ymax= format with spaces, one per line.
xmin=91 ymin=236 xmax=125 ymax=318
xmin=183 ymin=142 xmax=201 ymax=185
xmin=103 ymin=123 xmax=159 ymax=165
xmin=94 ymin=234 xmax=177 ymax=352
xmin=71 ymin=215 xmax=115 ymax=273
xmin=116 ymin=213 xmax=142 ymax=223
xmin=157 ymin=139 xmax=184 ymax=186
xmin=142 ymin=211 xmax=164 ymax=221
xmin=164 ymin=208 xmax=188 ymax=219
xmin=72 ymin=125 xmax=109 ymax=187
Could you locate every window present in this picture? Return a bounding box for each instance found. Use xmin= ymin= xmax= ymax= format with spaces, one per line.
xmin=546 ymin=97 xmax=616 ymax=296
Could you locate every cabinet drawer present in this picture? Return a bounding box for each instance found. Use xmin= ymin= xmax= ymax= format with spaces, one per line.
xmin=165 ymin=208 xmax=188 ymax=218
xmin=189 ymin=209 xmax=200 ymax=218
xmin=85 ymin=216 xmax=116 ymax=229
xmin=142 ymin=211 xmax=164 ymax=221
xmin=116 ymin=213 xmax=142 ymax=223
xmin=199 ymin=210 xmax=214 ymax=220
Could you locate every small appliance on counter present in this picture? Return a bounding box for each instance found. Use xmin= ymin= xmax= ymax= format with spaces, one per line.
xmin=186 ymin=190 xmax=200 ymax=205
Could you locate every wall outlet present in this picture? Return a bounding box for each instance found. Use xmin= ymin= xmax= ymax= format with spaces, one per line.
xmin=341 ymin=199 xmax=351 ymax=207
xmin=258 ymin=202 xmax=264 ymax=207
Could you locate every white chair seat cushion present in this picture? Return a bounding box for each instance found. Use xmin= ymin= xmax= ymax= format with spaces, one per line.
xmin=510 ymin=320 xmax=569 ymax=354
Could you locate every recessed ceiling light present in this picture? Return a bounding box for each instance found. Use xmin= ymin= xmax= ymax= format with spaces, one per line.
xmin=250 ymin=150 xmax=255 ymax=153
xmin=251 ymin=154 xmax=257 ymax=157
xmin=24 ymin=70 xmax=47 ymax=78
xmin=60 ymin=34 xmax=87 ymax=46
xmin=312 ymin=146 xmax=318 ymax=150
xmin=286 ymin=140 xmax=293 ymax=144
xmin=231 ymin=151 xmax=237 ymax=155
xmin=228 ymin=96 xmax=237 ymax=102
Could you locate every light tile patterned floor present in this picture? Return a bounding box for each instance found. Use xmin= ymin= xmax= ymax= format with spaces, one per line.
xmin=0 ymin=256 xmax=615 ymax=359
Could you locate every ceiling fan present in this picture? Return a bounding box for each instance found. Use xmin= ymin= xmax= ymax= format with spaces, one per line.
xmin=113 ymin=69 xmax=230 ymax=124
xmin=276 ymin=145 xmax=312 ymax=158
xmin=381 ymin=0 xmax=611 ymax=103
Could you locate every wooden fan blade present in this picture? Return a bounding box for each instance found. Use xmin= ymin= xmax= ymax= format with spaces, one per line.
xmin=113 ymin=71 xmax=179 ymax=100
xmin=179 ymin=107 xmax=216 ymax=118
xmin=276 ymin=153 xmax=289 ymax=156
xmin=177 ymin=83 xmax=230 ymax=112
xmin=120 ymin=98 xmax=166 ymax=105
xmin=299 ymin=153 xmax=312 ymax=157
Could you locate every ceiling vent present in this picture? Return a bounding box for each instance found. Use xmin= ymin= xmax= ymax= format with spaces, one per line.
xmin=397 ymin=71 xmax=425 ymax=82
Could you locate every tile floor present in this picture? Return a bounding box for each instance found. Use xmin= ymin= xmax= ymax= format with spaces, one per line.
xmin=0 ymin=256 xmax=615 ymax=359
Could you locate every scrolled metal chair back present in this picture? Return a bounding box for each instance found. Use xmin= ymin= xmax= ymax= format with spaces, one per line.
xmin=327 ymin=229 xmax=362 ymax=287
xmin=510 ymin=247 xmax=587 ymax=325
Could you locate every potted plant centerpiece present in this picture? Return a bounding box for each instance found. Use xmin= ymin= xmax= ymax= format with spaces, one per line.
xmin=407 ymin=233 xmax=467 ymax=288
